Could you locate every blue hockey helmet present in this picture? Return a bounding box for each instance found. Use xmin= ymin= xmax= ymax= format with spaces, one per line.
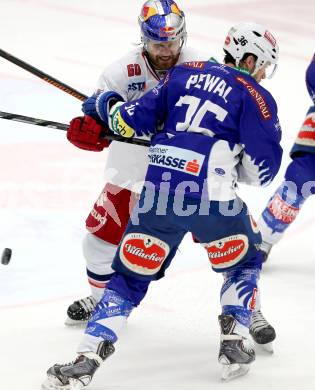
xmin=139 ymin=0 xmax=187 ymax=44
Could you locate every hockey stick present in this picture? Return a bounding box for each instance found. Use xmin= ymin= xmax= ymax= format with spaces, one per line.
xmin=0 ymin=49 xmax=150 ymax=147
xmin=0 ymin=48 xmax=87 ymax=101
xmin=0 ymin=111 xmax=150 ymax=147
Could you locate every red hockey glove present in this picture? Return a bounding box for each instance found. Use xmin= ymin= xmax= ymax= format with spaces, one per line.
xmin=67 ymin=115 xmax=110 ymax=152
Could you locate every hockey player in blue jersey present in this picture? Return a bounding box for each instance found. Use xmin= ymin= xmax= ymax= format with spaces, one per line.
xmin=42 ymin=22 xmax=281 ymax=388
xmin=257 ymin=54 xmax=315 ymax=261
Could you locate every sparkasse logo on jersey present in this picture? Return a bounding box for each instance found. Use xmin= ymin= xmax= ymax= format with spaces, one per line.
xmin=148 ymin=144 xmax=205 ymax=176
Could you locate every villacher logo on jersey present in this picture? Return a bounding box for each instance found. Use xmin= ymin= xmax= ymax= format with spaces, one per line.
xmin=120 ymin=233 xmax=170 ymax=276
xmin=204 ymin=234 xmax=249 ymax=270
xmin=148 ymin=144 xmax=205 ymax=176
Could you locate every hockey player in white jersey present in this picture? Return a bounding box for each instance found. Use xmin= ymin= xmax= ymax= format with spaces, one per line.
xmin=65 ymin=0 xmax=210 ymax=324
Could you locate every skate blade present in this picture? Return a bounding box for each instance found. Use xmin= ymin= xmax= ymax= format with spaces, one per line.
xmin=41 ymin=376 xmax=71 ymax=390
xmin=220 ymin=360 xmax=250 ymax=382
xmin=64 ymin=317 xmax=88 ymax=327
xmin=254 ymin=341 xmax=274 ymax=354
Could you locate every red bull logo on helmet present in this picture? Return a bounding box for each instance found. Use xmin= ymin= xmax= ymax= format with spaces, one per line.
xmin=159 ymin=26 xmax=176 ymax=38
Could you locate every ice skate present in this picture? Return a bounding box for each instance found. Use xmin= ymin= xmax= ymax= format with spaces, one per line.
xmin=65 ymin=296 xmax=97 ymax=326
xmin=42 ymin=341 xmax=115 ymax=390
xmin=250 ymin=310 xmax=276 ymax=353
xmin=218 ymin=314 xmax=255 ymax=381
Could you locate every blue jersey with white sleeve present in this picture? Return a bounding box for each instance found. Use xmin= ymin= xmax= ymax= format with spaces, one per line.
xmin=291 ymin=54 xmax=315 ymax=157
xmin=115 ymin=60 xmax=282 ymax=200
xmin=306 ymin=53 xmax=315 ymax=104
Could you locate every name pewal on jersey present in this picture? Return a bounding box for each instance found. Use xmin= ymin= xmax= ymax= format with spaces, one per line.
xmin=116 ymin=60 xmax=282 ymax=200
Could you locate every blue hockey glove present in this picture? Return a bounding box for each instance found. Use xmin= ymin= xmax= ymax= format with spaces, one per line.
xmin=82 ymin=91 xmax=124 ymax=125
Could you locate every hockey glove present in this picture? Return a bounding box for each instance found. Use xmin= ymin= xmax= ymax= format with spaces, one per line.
xmin=67 ymin=115 xmax=110 ymax=152
xmin=82 ymin=91 xmax=124 ymax=125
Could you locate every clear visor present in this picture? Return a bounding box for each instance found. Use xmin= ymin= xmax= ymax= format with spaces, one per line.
xmin=255 ymin=61 xmax=277 ymax=79
xmin=266 ymin=63 xmax=277 ymax=79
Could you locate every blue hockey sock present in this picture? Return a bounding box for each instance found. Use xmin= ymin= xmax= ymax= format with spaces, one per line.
xmin=85 ymin=289 xmax=134 ymax=343
xmin=220 ymin=267 xmax=260 ymax=330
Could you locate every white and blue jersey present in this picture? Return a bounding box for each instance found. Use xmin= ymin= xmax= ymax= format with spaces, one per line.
xmin=306 ymin=53 xmax=315 ymax=104
xmin=291 ymin=54 xmax=315 ymax=156
xmin=105 ymin=60 xmax=282 ymax=279
xmin=118 ymin=60 xmax=282 ymax=200
xmin=79 ymin=61 xmax=282 ymax=349
xmin=259 ymin=53 xmax=315 ymax=245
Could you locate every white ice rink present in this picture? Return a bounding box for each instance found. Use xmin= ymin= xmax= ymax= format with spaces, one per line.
xmin=0 ymin=0 xmax=315 ymax=389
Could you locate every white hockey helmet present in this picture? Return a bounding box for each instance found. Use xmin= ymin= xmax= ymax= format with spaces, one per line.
xmin=223 ymin=22 xmax=279 ymax=78
xmin=138 ymin=0 xmax=187 ymax=45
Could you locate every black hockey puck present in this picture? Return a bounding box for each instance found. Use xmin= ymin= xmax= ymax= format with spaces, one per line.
xmin=1 ymin=248 xmax=12 ymax=265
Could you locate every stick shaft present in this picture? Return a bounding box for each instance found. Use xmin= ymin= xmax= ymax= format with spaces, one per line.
xmin=0 ymin=49 xmax=150 ymax=147
xmin=0 ymin=48 xmax=87 ymax=101
xmin=0 ymin=111 xmax=150 ymax=147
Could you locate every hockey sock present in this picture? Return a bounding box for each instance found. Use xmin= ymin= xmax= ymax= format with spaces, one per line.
xmin=220 ymin=267 xmax=260 ymax=335
xmin=77 ymin=289 xmax=134 ymax=354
